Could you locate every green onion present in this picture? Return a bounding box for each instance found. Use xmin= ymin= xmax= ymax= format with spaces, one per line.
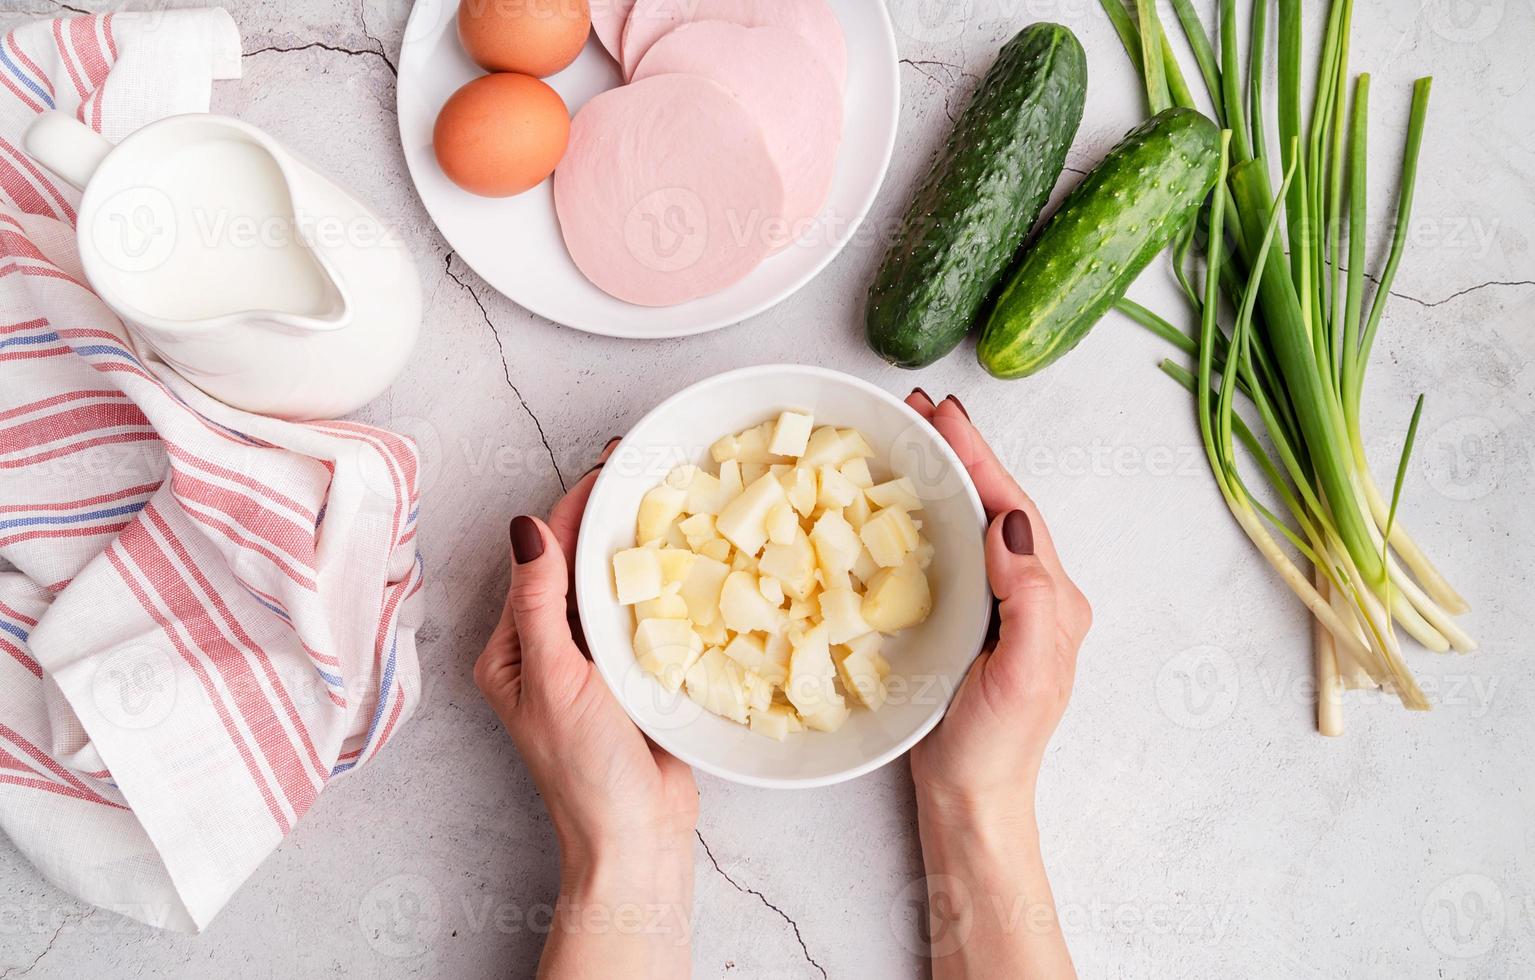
xmin=1102 ymin=0 xmax=1474 ymax=732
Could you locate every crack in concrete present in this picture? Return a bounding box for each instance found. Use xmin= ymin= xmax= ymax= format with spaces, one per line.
xmin=899 ymin=58 xmax=977 ymax=125
xmin=357 ymin=0 xmax=399 ymax=77
xmin=696 ymin=830 xmax=826 ymax=979
xmin=442 ymin=253 xmax=567 ymax=492
xmin=0 ymin=909 xmax=94 ymax=979
xmin=1385 ymin=277 xmax=1535 ymax=309
xmin=245 ymin=40 xmax=396 ymax=75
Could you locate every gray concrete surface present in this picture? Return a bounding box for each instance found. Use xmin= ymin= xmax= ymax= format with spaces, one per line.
xmin=1 ymin=0 xmax=1531 ymax=977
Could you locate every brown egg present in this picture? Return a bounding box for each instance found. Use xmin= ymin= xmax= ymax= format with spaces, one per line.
xmin=433 ymin=73 xmax=570 ymax=197
xmin=457 ymin=0 xmax=591 ymax=78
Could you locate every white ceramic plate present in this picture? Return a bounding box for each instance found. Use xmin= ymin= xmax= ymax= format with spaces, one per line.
xmin=574 ymin=366 xmax=991 ymax=789
xmin=396 ymin=0 xmax=900 ymax=338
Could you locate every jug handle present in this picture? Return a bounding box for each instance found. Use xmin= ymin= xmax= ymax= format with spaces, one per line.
xmin=24 ymin=111 xmax=111 ymax=191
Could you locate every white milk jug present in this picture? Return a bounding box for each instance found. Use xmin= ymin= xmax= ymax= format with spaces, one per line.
xmin=24 ymin=111 xmax=421 ymax=420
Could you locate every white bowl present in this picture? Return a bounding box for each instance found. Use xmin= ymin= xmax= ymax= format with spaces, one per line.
xmin=396 ymin=0 xmax=901 ymax=339
xmin=575 ymin=366 xmax=991 ymax=789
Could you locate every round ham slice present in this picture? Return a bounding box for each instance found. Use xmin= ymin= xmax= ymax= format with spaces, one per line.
xmin=588 ymin=0 xmax=636 ymax=62
xmin=632 ymin=22 xmax=842 ymax=249
xmin=620 ymin=0 xmax=847 ymax=91
xmin=554 ymin=74 xmax=786 ymax=307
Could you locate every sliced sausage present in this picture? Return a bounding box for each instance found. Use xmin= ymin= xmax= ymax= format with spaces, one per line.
xmin=620 ymin=0 xmax=846 ymax=91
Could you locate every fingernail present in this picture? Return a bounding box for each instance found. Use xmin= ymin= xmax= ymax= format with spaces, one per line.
xmin=510 ymin=515 xmax=544 ymax=564
xmin=943 ymin=395 xmax=971 ymax=421
xmin=604 ymin=436 xmax=621 ymax=452
xmin=582 ymin=460 xmax=605 ymax=479
xmin=909 ymin=386 xmax=933 ymax=406
xmin=1002 ymin=509 xmax=1033 ymax=556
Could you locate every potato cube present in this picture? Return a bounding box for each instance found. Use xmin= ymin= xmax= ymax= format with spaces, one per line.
xmin=658 ymin=548 xmax=697 ymax=585
xmin=913 ymin=537 xmax=936 ymax=570
xmin=861 ymin=556 xmax=933 ymax=633
xmin=758 ymin=528 xmax=816 ymax=601
xmin=741 ymin=670 xmax=774 ymax=712
xmin=810 ymin=510 xmax=862 ymax=583
xmin=740 ymin=462 xmax=768 ymax=486
xmin=860 ymin=508 xmax=920 ymax=568
xmin=719 ymin=571 xmax=783 ymax=634
xmin=716 ymin=473 xmax=789 ymax=556
xmin=635 ymin=584 xmax=689 ymax=621
xmin=680 ymin=467 xmax=727 ymax=515
xmin=837 ymin=429 xmax=876 ymax=460
xmin=678 ymin=556 xmax=731 ymax=625
xmin=695 ymin=615 xmax=728 ymax=648
xmin=787 ymin=591 xmax=820 ymax=623
xmin=717 ymin=459 xmax=744 ymax=502
xmin=765 ymin=502 xmax=799 ymax=547
xmin=780 ymin=465 xmax=817 ymax=518
xmin=613 ymin=547 xmax=663 ymax=605
xmin=768 ymin=411 xmax=815 ymax=457
xmin=637 ymin=484 xmax=687 ymax=545
xmin=749 ymin=703 xmax=798 ymax=741
xmin=635 ymin=618 xmax=703 ymax=692
xmin=841 ymin=631 xmax=885 ymax=664
xmin=839 ymin=457 xmax=874 ymax=489
xmin=723 ymin=632 xmax=788 ymax=687
xmin=731 ymin=549 xmax=758 ymax=573
xmin=698 ymin=538 xmax=732 ymax=563
xmin=785 ymin=624 xmax=847 ymax=729
xmin=836 ymin=644 xmax=889 ymax=710
xmin=683 ymin=647 xmax=750 ymax=723
xmin=820 ymin=587 xmax=873 ymax=644
xmin=678 ymin=513 xmax=718 ymax=551
xmin=850 ymin=546 xmax=879 ymax=587
xmin=758 ymin=575 xmax=785 ymax=607
xmin=817 ymin=464 xmax=860 ymax=510
xmin=866 ymin=477 xmax=922 ymax=512
xmin=710 ymin=421 xmax=778 ymax=464
xmin=797 ymin=426 xmax=847 ymax=468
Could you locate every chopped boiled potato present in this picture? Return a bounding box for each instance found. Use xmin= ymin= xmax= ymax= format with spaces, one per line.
xmin=678 ymin=513 xmax=718 ymax=551
xmin=635 ymin=585 xmax=688 ymax=621
xmin=684 ymin=647 xmax=750 ymax=723
xmin=613 ymin=547 xmax=663 ymax=605
xmin=620 ymin=415 xmax=938 ymax=738
xmin=718 ymin=459 xmax=744 ymax=502
xmin=786 ymin=624 xmax=848 ymax=731
xmin=862 ymin=556 xmax=933 ymax=633
xmin=635 ymin=618 xmax=703 ymax=692
xmin=678 ymin=555 xmax=731 ymax=625
xmin=723 ymin=632 xmax=788 ymax=687
xmin=758 ymin=574 xmax=785 ymax=606
xmin=768 ymin=410 xmax=814 ymax=457
xmin=820 ymin=586 xmax=873 ymax=644
xmin=698 ymin=538 xmax=732 ymax=563
xmin=758 ymin=528 xmax=816 ymax=601
xmin=810 ymin=509 xmax=862 ymax=583
xmin=860 ymin=507 xmax=920 ymax=568
xmin=780 ymin=466 xmax=817 ymax=518
xmin=866 ymin=477 xmax=922 ymax=512
xmin=637 ymin=484 xmax=687 ymax=545
xmin=749 ymin=703 xmax=799 ymax=741
xmin=765 ymin=502 xmax=799 ymax=547
xmin=839 ymin=457 xmax=874 ymax=489
xmin=719 ymin=570 xmax=783 ymax=634
xmin=836 ymin=642 xmax=890 ymax=710
xmin=817 ymin=464 xmax=860 ymax=510
xmin=716 ymin=473 xmax=788 ymax=556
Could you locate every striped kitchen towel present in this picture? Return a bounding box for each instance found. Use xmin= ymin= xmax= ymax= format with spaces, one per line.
xmin=0 ymin=9 xmax=424 ymax=931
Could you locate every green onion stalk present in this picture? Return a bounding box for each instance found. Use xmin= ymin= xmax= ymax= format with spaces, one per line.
xmin=1100 ymin=0 xmax=1474 ymax=733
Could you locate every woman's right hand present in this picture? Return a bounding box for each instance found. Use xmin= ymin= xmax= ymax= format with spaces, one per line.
xmin=905 ymin=390 xmax=1090 ymax=979
xmin=907 ymin=390 xmax=1092 ymax=820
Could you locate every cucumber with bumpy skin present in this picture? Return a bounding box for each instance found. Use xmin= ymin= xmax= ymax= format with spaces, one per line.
xmin=864 ymin=24 xmax=1086 ymax=369
xmin=978 ymin=107 xmax=1221 ymax=379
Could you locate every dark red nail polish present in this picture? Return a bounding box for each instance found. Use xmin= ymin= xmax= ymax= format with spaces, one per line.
xmin=604 ymin=436 xmax=621 ymax=452
xmin=910 ymin=386 xmax=933 ymax=406
xmin=944 ymin=395 xmax=971 ymax=421
xmin=510 ymin=515 xmax=544 ymax=564
xmin=1002 ymin=509 xmax=1033 ymax=556
xmin=582 ymin=460 xmax=605 ymax=479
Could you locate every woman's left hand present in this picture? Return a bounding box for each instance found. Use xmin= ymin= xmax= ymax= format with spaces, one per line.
xmin=475 ymin=442 xmax=696 ymax=977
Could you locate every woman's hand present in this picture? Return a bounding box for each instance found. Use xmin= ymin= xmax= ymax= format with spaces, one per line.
xmin=475 ymin=442 xmax=696 ymax=978
xmin=905 ymin=391 xmax=1090 ymax=979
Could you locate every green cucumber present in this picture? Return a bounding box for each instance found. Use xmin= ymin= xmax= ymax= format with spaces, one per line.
xmin=865 ymin=24 xmax=1086 ymax=369
xmin=977 ymin=106 xmax=1221 ymax=379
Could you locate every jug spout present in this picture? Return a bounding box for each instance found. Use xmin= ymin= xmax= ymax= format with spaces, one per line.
xmin=24 ymin=111 xmax=111 ymax=192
